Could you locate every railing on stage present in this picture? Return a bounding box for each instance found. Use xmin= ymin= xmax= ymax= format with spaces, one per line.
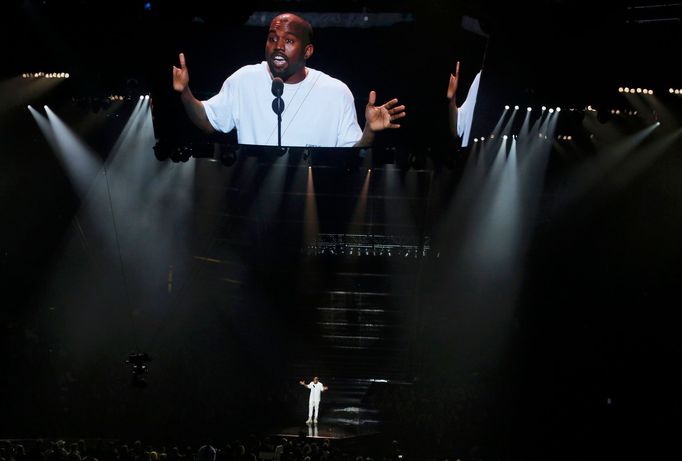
xmin=152 ymin=140 xmax=460 ymax=171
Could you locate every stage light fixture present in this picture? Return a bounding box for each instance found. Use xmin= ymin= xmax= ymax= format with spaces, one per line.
xmin=219 ymin=147 xmax=236 ymax=167
xmin=514 ymin=105 xmax=519 ymax=110
xmin=636 ymin=88 xmax=642 ymax=93
xmin=541 ymin=106 xmax=547 ymax=111
xmin=409 ymin=152 xmax=426 ymax=170
xmin=505 ymin=105 xmax=510 ymax=110
xmin=527 ymin=107 xmax=532 ymax=111
xmin=126 ymin=351 xmax=151 ymax=388
xmin=153 ymin=140 xmax=171 ymax=161
xmin=549 ymin=108 xmax=554 ymax=113
xmin=618 ymin=87 xmax=624 ymax=92
xmin=556 ymin=107 xmax=561 ymax=112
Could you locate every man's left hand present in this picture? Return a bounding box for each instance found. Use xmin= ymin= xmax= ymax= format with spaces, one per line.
xmin=365 ymin=91 xmax=406 ymax=132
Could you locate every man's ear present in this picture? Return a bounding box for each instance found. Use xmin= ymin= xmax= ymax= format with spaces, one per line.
xmin=304 ymin=43 xmax=314 ymax=60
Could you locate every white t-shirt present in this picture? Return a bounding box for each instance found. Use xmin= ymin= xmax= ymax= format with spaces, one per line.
xmin=202 ymin=62 xmax=363 ymax=147
xmin=456 ymin=70 xmax=481 ymax=148
xmin=307 ymin=381 xmax=325 ymax=403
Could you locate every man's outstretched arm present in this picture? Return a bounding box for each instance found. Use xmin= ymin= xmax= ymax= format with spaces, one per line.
xmin=173 ymin=52 xmax=215 ymax=134
xmin=447 ymin=61 xmax=461 ymax=140
xmin=354 ymin=90 xmax=406 ymax=148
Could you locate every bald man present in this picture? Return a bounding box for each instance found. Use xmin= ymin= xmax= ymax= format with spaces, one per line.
xmin=299 ymin=376 xmax=328 ymax=424
xmin=173 ymin=13 xmax=405 ymax=148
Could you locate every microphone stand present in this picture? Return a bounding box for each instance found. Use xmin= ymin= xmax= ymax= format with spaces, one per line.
xmin=276 ymin=105 xmax=282 ymax=147
xmin=271 ymin=77 xmax=285 ymax=148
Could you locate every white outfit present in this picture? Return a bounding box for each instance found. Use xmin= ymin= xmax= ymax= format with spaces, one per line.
xmin=202 ymin=62 xmax=363 ymax=147
xmin=306 ymin=381 xmax=325 ymax=420
xmin=456 ymin=70 xmax=481 ymax=148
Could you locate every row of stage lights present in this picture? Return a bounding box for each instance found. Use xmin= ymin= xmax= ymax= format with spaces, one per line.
xmin=472 ymin=133 xmax=567 ymax=143
xmin=504 ymin=105 xmax=563 ymax=112
xmin=106 ymin=95 xmax=151 ymax=101
xmin=65 ymin=94 xmax=152 ymax=114
xmin=22 ymin=72 xmax=70 ymax=79
xmin=305 ymin=245 xmax=431 ymax=258
xmin=615 ymin=86 xmax=682 ymax=95
xmin=618 ymin=87 xmax=654 ymax=95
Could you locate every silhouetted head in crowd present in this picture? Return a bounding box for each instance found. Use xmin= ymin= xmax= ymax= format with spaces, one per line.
xmin=196 ymin=446 xmax=215 ymax=461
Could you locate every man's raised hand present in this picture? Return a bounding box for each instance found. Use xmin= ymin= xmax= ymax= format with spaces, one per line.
xmin=172 ymin=53 xmax=190 ymax=93
xmin=447 ymin=61 xmax=460 ymax=104
xmin=365 ymin=90 xmax=406 ymax=132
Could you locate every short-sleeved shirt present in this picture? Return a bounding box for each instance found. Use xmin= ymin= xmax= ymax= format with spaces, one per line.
xmin=202 ymin=62 xmax=363 ymax=147
xmin=307 ymin=381 xmax=325 ymax=402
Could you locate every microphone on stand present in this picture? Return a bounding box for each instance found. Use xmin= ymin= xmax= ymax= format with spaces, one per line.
xmin=271 ymin=77 xmax=284 ymax=98
xmin=271 ymin=77 xmax=284 ymax=147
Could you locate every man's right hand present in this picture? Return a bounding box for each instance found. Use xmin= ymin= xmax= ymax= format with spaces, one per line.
xmin=447 ymin=61 xmax=460 ymax=105
xmin=172 ymin=53 xmax=190 ymax=93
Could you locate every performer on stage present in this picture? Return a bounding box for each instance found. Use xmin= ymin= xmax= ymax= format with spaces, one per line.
xmin=172 ymin=13 xmax=405 ymax=147
xmin=299 ymin=376 xmax=328 ymax=424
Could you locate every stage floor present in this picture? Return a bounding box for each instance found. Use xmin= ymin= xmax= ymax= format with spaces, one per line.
xmin=273 ymin=406 xmax=383 ymax=440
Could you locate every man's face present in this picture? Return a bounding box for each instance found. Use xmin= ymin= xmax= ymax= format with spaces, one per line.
xmin=313 ymin=376 xmax=319 ymax=383
xmin=265 ymin=14 xmax=312 ymax=82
